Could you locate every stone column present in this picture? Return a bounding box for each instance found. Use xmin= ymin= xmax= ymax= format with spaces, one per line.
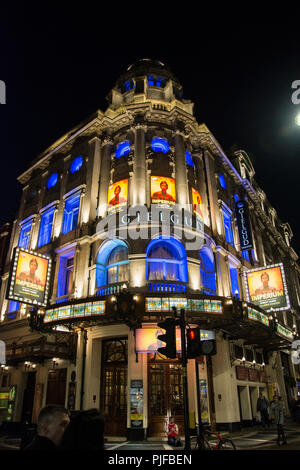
xmin=132 ymin=124 xmax=147 ymax=206
xmin=193 ymin=149 xmax=210 ymax=228
xmin=174 ymin=130 xmax=189 ymax=207
xmin=97 ymin=136 xmax=114 ymax=219
xmin=85 ymin=136 xmax=101 ymax=224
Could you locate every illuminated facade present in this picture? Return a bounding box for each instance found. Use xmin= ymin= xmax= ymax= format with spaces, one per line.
xmin=1 ymin=59 xmax=300 ymax=436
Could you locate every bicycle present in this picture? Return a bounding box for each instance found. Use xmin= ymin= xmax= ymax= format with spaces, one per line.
xmin=191 ymin=424 xmax=236 ymax=450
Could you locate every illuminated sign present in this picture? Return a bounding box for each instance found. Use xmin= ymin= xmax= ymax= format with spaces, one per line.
xmin=44 ymin=300 xmax=105 ymax=323
xmin=135 ymin=327 xmax=216 ymax=353
xmin=276 ymin=324 xmax=294 ymax=341
xmin=145 ymin=297 xmax=222 ymax=314
xmin=151 ymin=176 xmax=176 ymax=206
xmin=244 ymin=263 xmax=290 ymax=312
xmin=7 ymin=248 xmax=52 ymax=307
xmin=107 ymin=179 xmax=128 ymax=213
xmin=235 ymin=200 xmax=253 ymax=251
xmin=192 ymin=188 xmax=203 ymax=219
xmin=0 ymin=392 xmax=9 ymax=409
xmin=248 ymin=307 xmax=269 ymax=327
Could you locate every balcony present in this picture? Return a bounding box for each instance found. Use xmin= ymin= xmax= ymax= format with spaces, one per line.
xmin=5 ymin=335 xmax=77 ymax=365
xmin=147 ymin=281 xmax=187 ymax=294
xmin=96 ymin=282 xmax=129 ymax=297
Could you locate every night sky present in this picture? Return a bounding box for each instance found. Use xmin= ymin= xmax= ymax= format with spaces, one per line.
xmin=1 ymin=14 xmax=299 ymax=254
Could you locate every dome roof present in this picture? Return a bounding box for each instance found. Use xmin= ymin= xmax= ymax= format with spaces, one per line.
xmin=117 ymin=58 xmax=180 ymax=86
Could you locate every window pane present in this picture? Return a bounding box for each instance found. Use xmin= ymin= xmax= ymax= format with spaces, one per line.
xmin=107 ymin=266 xmax=117 ymax=284
xmin=118 ymin=264 xmax=129 ymax=283
xmin=164 ymin=261 xmax=179 ymax=281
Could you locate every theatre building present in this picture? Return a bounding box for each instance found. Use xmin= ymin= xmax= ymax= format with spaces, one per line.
xmin=1 ymin=59 xmax=300 ymax=437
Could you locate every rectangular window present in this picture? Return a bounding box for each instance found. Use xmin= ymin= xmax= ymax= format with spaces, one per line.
xmin=229 ymin=264 xmax=240 ymax=298
xmin=8 ymin=300 xmax=19 ymax=312
xmin=222 ymin=208 xmax=234 ymax=246
xmin=62 ymin=192 xmax=80 ymax=234
xmin=38 ymin=207 xmax=55 ymax=247
xmin=242 ymin=250 xmax=250 ymax=262
xmin=57 ymin=254 xmax=74 ymax=299
xmin=18 ymin=219 xmax=33 ymax=249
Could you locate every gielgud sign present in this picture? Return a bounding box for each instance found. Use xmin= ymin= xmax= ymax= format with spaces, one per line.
xmin=235 ymin=200 xmax=253 ymax=251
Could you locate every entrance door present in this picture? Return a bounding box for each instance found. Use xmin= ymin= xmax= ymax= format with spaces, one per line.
xmin=100 ymin=338 xmax=128 ymax=436
xmin=21 ymin=371 xmax=36 ymax=423
xmin=148 ymin=362 xmax=184 ymax=437
xmin=46 ymin=368 xmax=67 ymax=406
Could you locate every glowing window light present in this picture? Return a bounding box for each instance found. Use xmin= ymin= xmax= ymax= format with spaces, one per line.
xmin=115 ymin=142 xmax=130 ymax=159
xmin=151 ymin=138 xmax=169 ymax=153
xmin=47 ymin=173 xmax=58 ymax=189
xmin=70 ymin=156 xmax=83 ymax=174
xmin=185 ymin=151 xmax=194 ymax=167
xmin=218 ymin=174 xmax=227 ymax=189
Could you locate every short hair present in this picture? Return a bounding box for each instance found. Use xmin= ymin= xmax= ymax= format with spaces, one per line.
xmin=261 ymin=272 xmax=269 ymax=281
xmin=37 ymin=405 xmax=68 ymax=433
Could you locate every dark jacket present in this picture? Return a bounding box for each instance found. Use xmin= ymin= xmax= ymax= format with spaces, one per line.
xmin=23 ymin=435 xmax=57 ymax=451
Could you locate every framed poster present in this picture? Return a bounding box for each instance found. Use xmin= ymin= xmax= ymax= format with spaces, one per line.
xmin=7 ymin=248 xmax=52 ymax=307
xmin=244 ymin=263 xmax=290 ymax=312
xmin=151 ymin=176 xmax=176 ymax=206
xmin=107 ymin=179 xmax=128 ymax=213
xmin=192 ymin=188 xmax=203 ymax=219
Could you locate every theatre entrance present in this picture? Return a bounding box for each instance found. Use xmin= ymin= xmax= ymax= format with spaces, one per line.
xmin=100 ymin=338 xmax=128 ymax=436
xmin=148 ymin=357 xmax=184 ymax=437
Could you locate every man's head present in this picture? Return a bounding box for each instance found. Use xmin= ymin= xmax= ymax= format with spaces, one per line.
xmin=29 ymin=258 xmax=38 ymax=274
xmin=169 ymin=416 xmax=174 ymax=423
xmin=160 ymin=181 xmax=168 ymax=192
xmin=37 ymin=405 xmax=70 ymax=446
xmin=261 ymin=272 xmax=269 ymax=285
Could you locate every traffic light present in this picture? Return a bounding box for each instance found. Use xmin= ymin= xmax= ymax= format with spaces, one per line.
xmin=157 ymin=318 xmax=177 ymax=359
xmin=187 ymin=328 xmax=201 ymax=358
xmin=187 ymin=327 xmax=216 ymax=358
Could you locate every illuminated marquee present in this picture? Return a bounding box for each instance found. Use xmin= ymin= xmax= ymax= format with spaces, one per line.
xmin=7 ymin=248 xmax=52 ymax=307
xmin=248 ymin=307 xmax=269 ymax=327
xmin=244 ymin=263 xmax=290 ymax=312
xmin=44 ymin=300 xmax=105 ymax=323
xmin=145 ymin=297 xmax=223 ymax=314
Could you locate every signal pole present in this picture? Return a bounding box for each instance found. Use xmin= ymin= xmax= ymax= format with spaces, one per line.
xmin=179 ymin=308 xmax=191 ymax=451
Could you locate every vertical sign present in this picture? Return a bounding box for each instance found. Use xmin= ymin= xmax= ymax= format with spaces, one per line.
xmin=130 ymin=380 xmax=143 ymax=428
xmin=235 ymin=200 xmax=253 ymax=251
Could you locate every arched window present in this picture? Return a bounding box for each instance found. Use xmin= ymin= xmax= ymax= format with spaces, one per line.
xmin=96 ymin=240 xmax=129 ymax=288
xmin=218 ymin=174 xmax=227 ymax=189
xmin=47 ymin=173 xmax=58 ymax=189
xmin=151 ymin=138 xmax=169 ymax=153
xmin=200 ymin=247 xmax=216 ymax=295
xmin=70 ymin=156 xmax=83 ymax=174
xmin=146 ymin=237 xmax=188 ymax=282
xmin=115 ymin=141 xmax=131 ymax=159
xmin=185 ymin=151 xmax=194 ymax=167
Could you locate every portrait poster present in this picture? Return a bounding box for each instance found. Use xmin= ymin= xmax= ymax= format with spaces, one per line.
xmin=192 ymin=188 xmax=203 ymax=219
xmin=7 ymin=248 xmax=51 ymax=307
xmin=244 ymin=264 xmax=290 ymax=312
xmin=107 ymin=179 xmax=128 ymax=213
xmin=151 ymin=176 xmax=176 ymax=206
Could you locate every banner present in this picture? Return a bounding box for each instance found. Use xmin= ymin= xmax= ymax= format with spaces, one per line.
xmin=7 ymin=248 xmax=52 ymax=307
xmin=235 ymin=200 xmax=253 ymax=251
xmin=151 ymin=176 xmax=176 ymax=206
xmin=244 ymin=264 xmax=290 ymax=312
xmin=192 ymin=188 xmax=203 ymax=219
xmin=107 ymin=179 xmax=128 ymax=213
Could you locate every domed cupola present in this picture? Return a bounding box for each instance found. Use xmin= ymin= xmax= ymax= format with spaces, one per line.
xmin=106 ymin=58 xmax=193 ymax=114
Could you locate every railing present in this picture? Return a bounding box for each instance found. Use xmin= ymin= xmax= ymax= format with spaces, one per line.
xmin=5 ymin=338 xmax=76 ymax=364
xmin=147 ymin=281 xmax=187 ymax=293
xmin=96 ymin=282 xmax=129 ymax=297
